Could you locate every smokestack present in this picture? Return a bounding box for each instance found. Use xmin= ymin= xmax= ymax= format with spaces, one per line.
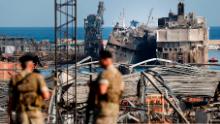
xmin=178 ymin=2 xmax=184 ymax=16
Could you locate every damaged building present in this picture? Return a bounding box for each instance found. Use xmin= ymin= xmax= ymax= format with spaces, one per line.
xmin=156 ymin=2 xmax=208 ymax=63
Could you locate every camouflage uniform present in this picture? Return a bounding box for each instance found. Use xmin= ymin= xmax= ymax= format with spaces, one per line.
xmin=91 ymin=65 xmax=124 ymax=124
xmin=9 ymin=70 xmax=48 ymax=124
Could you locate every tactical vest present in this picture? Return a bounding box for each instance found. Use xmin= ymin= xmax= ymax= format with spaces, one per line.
xmin=107 ymin=71 xmax=123 ymax=104
xmin=12 ymin=73 xmax=43 ymax=112
xmin=94 ymin=67 xmax=123 ymax=116
xmin=100 ymin=67 xmax=123 ymax=104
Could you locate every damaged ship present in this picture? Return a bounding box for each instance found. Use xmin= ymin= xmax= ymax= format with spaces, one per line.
xmin=107 ymin=23 xmax=157 ymax=64
xmin=106 ymin=2 xmax=209 ymax=64
xmin=106 ymin=18 xmax=157 ymax=64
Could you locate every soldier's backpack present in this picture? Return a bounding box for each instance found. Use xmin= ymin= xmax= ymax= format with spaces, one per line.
xmin=13 ymin=73 xmax=43 ymax=112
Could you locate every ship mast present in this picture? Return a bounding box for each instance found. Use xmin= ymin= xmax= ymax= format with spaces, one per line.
xmin=120 ymin=8 xmax=126 ymax=28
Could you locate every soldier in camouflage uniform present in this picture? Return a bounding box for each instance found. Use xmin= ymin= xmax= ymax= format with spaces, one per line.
xmin=8 ymin=54 xmax=50 ymax=124
xmin=87 ymin=50 xmax=124 ymax=124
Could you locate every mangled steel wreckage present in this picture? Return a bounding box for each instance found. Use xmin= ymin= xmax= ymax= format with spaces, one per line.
xmin=46 ymin=57 xmax=220 ymax=124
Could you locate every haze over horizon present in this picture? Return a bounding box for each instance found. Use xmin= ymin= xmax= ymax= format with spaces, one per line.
xmin=0 ymin=0 xmax=219 ymax=27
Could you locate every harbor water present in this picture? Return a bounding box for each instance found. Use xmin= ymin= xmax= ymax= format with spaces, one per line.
xmin=209 ymin=50 xmax=220 ymax=70
xmin=0 ymin=27 xmax=219 ymax=70
xmin=0 ymin=27 xmax=219 ymax=41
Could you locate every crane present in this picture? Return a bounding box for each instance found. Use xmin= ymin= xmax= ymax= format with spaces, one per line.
xmin=146 ymin=8 xmax=154 ymax=27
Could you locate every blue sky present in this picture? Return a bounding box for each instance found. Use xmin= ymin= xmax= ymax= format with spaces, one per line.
xmin=0 ymin=0 xmax=219 ymax=27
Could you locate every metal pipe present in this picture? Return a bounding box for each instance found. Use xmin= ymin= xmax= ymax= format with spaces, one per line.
xmin=129 ymin=58 xmax=177 ymax=69
xmin=89 ymin=58 xmax=92 ymax=83
xmin=74 ymin=0 xmax=77 ymax=123
xmin=54 ymin=0 xmax=58 ymax=123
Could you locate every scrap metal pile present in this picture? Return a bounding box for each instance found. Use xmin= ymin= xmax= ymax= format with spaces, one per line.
xmin=47 ymin=58 xmax=220 ymax=123
xmin=0 ymin=58 xmax=220 ymax=123
xmin=0 ymin=81 xmax=9 ymax=124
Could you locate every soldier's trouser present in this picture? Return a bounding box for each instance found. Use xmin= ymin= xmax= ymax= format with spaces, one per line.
xmin=16 ymin=111 xmax=44 ymax=124
xmin=95 ymin=115 xmax=118 ymax=124
xmin=94 ymin=103 xmax=119 ymax=124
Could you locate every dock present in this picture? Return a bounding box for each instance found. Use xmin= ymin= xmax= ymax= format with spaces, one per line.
xmin=209 ymin=40 xmax=220 ymax=45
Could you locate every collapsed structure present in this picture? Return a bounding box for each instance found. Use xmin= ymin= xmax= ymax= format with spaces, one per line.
xmin=47 ymin=58 xmax=220 ymax=123
xmin=157 ymin=2 xmax=208 ymax=63
xmin=84 ymin=1 xmax=105 ymax=59
xmin=0 ymin=36 xmax=36 ymax=55
xmin=0 ymin=1 xmax=219 ymax=124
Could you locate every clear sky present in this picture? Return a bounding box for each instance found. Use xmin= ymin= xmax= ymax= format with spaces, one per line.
xmin=0 ymin=0 xmax=219 ymax=27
